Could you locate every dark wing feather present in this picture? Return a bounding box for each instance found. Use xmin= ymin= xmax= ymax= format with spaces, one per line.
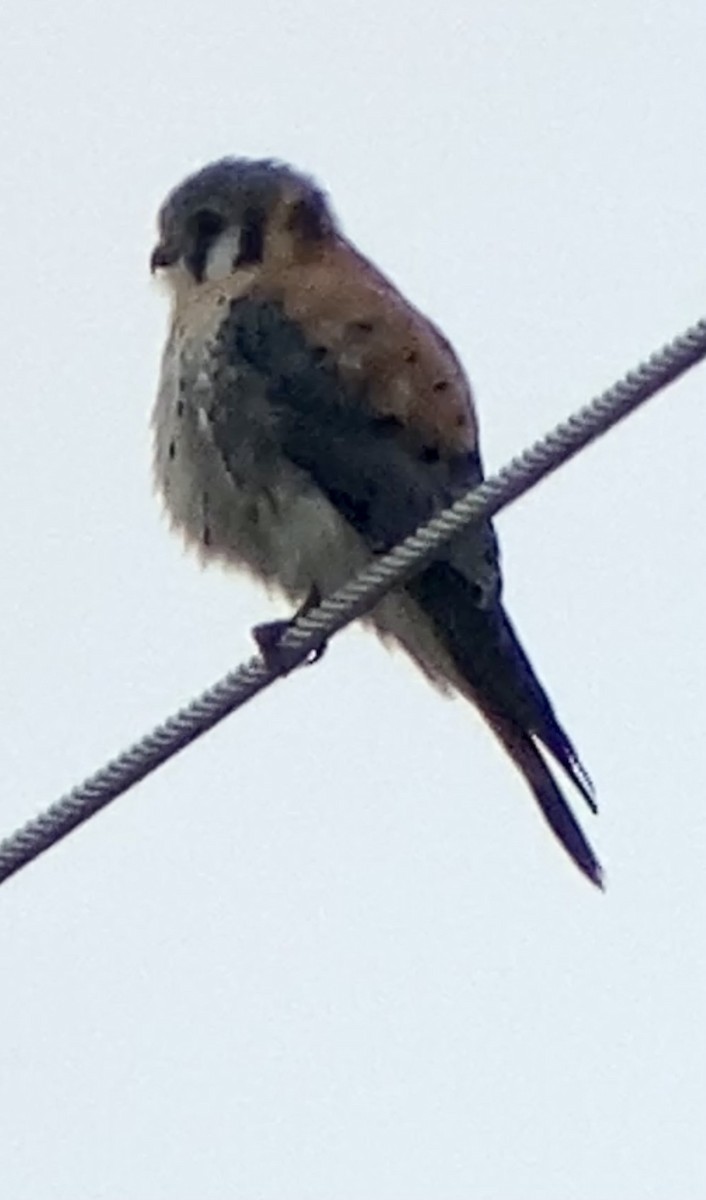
xmin=216 ymin=296 xmax=601 ymax=885
xmin=218 ymin=294 xmax=480 ymax=548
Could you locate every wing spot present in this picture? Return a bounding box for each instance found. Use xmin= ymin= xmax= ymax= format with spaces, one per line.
xmin=352 ymin=320 xmax=374 ymax=334
xmin=176 ymin=399 xmax=185 ymax=418
xmin=203 ymin=524 xmax=212 ymax=547
xmin=403 ymin=348 xmax=418 ymax=364
xmin=419 ymin=445 xmax=440 ymax=464
xmin=167 ymin=440 xmax=176 ymax=461
xmin=432 ymin=379 xmax=450 ymax=393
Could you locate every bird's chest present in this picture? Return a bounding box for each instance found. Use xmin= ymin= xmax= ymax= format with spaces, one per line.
xmin=151 ymin=320 xmax=366 ymax=596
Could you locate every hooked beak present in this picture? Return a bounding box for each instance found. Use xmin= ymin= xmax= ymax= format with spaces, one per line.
xmin=150 ymin=240 xmax=179 ymax=273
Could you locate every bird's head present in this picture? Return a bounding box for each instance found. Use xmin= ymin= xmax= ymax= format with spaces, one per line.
xmin=150 ymin=157 xmax=337 ymax=292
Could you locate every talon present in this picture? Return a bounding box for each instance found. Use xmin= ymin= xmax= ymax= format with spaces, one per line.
xmin=252 ymin=619 xmax=293 ymax=671
xmin=299 ymin=583 xmax=323 ymax=616
xmin=305 ymin=641 xmax=327 ymax=665
xmin=251 ymin=585 xmax=328 ymax=671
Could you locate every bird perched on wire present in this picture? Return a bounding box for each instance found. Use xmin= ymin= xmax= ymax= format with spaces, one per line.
xmin=150 ymin=156 xmax=602 ymax=888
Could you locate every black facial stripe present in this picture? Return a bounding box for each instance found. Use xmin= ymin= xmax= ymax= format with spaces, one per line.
xmin=235 ymin=207 xmax=265 ymax=266
xmin=185 ymin=209 xmax=225 ymax=283
xmin=185 ymin=243 xmax=208 ymax=283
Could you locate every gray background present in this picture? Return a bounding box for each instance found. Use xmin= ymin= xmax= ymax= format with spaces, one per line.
xmin=1 ymin=1 xmax=704 ymax=1197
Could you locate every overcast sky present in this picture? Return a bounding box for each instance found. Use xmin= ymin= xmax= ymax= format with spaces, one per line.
xmin=1 ymin=2 xmax=704 ymax=1198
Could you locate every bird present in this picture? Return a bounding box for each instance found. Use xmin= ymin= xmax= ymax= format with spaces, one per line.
xmin=150 ymin=156 xmax=603 ymax=888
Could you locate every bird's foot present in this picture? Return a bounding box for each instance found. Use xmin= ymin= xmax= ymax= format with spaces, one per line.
xmin=252 ymin=585 xmax=327 ymax=672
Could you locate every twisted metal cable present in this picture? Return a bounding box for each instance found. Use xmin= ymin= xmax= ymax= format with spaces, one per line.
xmin=1 ymin=315 xmax=705 ymax=886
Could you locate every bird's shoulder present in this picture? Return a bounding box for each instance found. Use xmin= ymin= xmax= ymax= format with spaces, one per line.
xmin=206 ymin=235 xmax=479 ymax=460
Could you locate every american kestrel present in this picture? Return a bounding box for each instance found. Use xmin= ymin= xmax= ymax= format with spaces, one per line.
xmin=151 ymin=157 xmax=602 ymax=887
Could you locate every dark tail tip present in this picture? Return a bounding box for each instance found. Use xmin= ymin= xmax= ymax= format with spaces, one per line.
xmin=489 ymin=713 xmax=604 ymax=887
xmin=540 ymin=727 xmax=597 ymax=815
xmin=534 ymin=762 xmax=604 ymax=888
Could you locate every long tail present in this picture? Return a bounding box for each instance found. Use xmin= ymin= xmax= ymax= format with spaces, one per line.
xmin=480 ymin=707 xmax=603 ymax=888
xmin=408 ymin=563 xmax=603 ymax=887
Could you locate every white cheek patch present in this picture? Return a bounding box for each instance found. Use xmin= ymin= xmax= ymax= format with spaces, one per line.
xmin=204 ymin=228 xmax=245 ymax=282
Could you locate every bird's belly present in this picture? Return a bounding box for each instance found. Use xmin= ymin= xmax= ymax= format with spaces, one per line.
xmin=152 ymin=361 xmax=370 ymax=599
